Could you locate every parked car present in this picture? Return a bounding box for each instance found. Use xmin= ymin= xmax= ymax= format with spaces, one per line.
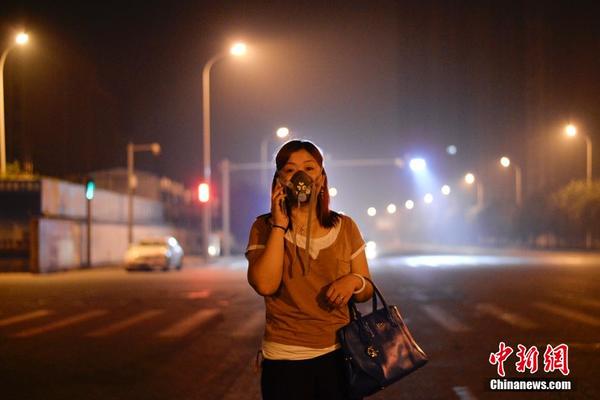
xmin=125 ymin=237 xmax=184 ymax=271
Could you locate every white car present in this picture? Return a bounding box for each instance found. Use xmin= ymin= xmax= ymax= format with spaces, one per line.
xmin=125 ymin=237 xmax=184 ymax=271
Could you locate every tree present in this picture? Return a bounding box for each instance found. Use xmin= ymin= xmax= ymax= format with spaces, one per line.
xmin=551 ymin=180 xmax=600 ymax=239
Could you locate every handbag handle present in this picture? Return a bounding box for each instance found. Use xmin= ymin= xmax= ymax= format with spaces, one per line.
xmin=348 ymin=277 xmax=399 ymax=328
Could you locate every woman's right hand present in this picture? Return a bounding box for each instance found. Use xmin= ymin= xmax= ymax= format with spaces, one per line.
xmin=271 ymin=182 xmax=289 ymax=228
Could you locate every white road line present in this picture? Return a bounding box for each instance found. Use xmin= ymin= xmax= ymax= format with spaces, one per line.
xmin=186 ymin=290 xmax=211 ymax=299
xmin=157 ymin=309 xmax=221 ymax=338
xmin=12 ymin=310 xmax=108 ymax=338
xmin=453 ymin=386 xmax=478 ymax=400
xmin=475 ymin=303 xmax=537 ymax=330
xmin=86 ymin=309 xmax=164 ymax=337
xmin=534 ymin=302 xmax=600 ymax=326
xmin=232 ymin=311 xmax=264 ymax=338
xmin=559 ymin=297 xmax=600 ymax=309
xmin=421 ymin=305 xmax=470 ymax=332
xmin=0 ymin=310 xmax=53 ymax=327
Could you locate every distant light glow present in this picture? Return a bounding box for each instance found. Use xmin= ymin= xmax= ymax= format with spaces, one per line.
xmin=276 ymin=127 xmax=289 ymax=138
xmin=16 ymin=32 xmax=29 ymax=45
xmin=365 ymin=241 xmax=377 ymax=259
xmin=565 ymin=124 xmax=577 ymax=137
xmin=151 ymin=143 xmax=161 ymax=156
xmin=230 ymin=42 xmax=247 ymax=56
xmin=409 ymin=158 xmax=427 ymax=172
xmin=441 ymin=185 xmax=451 ymax=195
xmin=198 ymin=183 xmax=210 ymax=203
xmin=446 ymin=145 xmax=457 ymax=155
xmin=329 ymin=187 xmax=338 ymax=197
xmin=208 ymin=246 xmax=218 ymax=256
xmin=367 ymin=207 xmax=377 ymax=217
xmin=387 ymin=203 xmax=397 ymax=214
xmin=405 ymin=200 xmax=414 ymax=210
xmin=167 ymin=237 xmax=177 ymax=247
xmin=500 ymin=157 xmax=510 ymax=168
xmin=85 ymin=180 xmax=95 ymax=200
xmin=465 ymin=173 xmax=475 ymax=185
xmin=424 ymin=193 xmax=433 ymax=204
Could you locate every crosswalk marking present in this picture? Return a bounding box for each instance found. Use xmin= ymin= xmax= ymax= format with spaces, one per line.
xmin=12 ymin=310 xmax=108 ymax=338
xmin=559 ymin=297 xmax=600 ymax=309
xmin=453 ymin=386 xmax=478 ymax=400
xmin=232 ymin=310 xmax=264 ymax=338
xmin=0 ymin=310 xmax=53 ymax=327
xmin=157 ymin=309 xmax=221 ymax=338
xmin=475 ymin=303 xmax=537 ymax=329
xmin=186 ymin=290 xmax=211 ymax=299
xmin=534 ymin=302 xmax=600 ymax=326
xmin=86 ymin=309 xmax=164 ymax=337
xmin=421 ymin=305 xmax=470 ymax=332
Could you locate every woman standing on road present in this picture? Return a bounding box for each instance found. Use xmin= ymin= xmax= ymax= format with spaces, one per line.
xmin=246 ymin=139 xmax=373 ymax=400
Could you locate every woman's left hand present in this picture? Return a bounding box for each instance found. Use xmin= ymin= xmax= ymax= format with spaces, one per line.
xmin=326 ymin=274 xmax=359 ymax=308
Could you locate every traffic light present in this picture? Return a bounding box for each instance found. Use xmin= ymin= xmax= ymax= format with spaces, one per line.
xmin=85 ymin=178 xmax=95 ymax=200
xmin=198 ymin=182 xmax=210 ymax=203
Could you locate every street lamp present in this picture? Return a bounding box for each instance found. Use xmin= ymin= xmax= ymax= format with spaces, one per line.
xmin=1 ymin=32 xmax=29 ymax=177
xmin=127 ymin=142 xmax=161 ymax=244
xmin=260 ymin=126 xmax=290 ymax=188
xmin=564 ymin=124 xmax=592 ymax=186
xmin=464 ymin=172 xmax=484 ymax=208
xmin=201 ymin=41 xmax=247 ymax=258
xmin=499 ymin=156 xmax=522 ymax=207
xmin=564 ymin=123 xmax=594 ymax=248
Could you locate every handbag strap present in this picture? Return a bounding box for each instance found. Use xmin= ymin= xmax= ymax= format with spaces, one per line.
xmin=348 ymin=277 xmax=399 ymax=327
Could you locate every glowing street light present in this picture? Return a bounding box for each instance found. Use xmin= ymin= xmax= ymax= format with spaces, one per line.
xmin=367 ymin=207 xmax=377 ymax=217
xmin=387 ymin=203 xmax=397 ymax=214
xmin=409 ymin=158 xmax=427 ymax=172
xmin=565 ymin=124 xmax=577 ymax=137
xmin=230 ymin=42 xmax=247 ymax=56
xmin=202 ymin=41 xmax=247 ymax=257
xmin=1 ymin=31 xmax=30 ymax=177
xmin=405 ymin=200 xmax=415 ymax=210
xmin=276 ymin=126 xmax=290 ymax=138
xmin=424 ymin=193 xmax=433 ymax=204
xmin=441 ymin=185 xmax=451 ymax=196
xmin=329 ymin=187 xmax=338 ymax=198
xmin=464 ymin=173 xmax=475 ymax=185
xmin=446 ymin=145 xmax=457 ymax=155
xmin=261 ymin=126 xmax=291 ymax=188
xmin=499 ymin=156 xmax=522 ymax=207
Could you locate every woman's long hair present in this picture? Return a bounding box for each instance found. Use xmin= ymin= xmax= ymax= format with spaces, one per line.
xmin=271 ymin=140 xmax=340 ymax=228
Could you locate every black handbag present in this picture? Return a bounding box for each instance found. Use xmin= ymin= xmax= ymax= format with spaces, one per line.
xmin=338 ymin=278 xmax=428 ymax=399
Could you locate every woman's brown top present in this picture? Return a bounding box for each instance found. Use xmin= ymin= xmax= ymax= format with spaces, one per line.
xmin=246 ymin=214 xmax=366 ymax=348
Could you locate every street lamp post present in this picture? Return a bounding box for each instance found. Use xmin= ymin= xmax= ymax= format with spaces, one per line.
xmin=127 ymin=142 xmax=161 ymax=245
xmin=1 ymin=32 xmax=29 ymax=177
xmin=565 ymin=124 xmax=593 ymax=186
xmin=565 ymin=124 xmax=594 ymax=248
xmin=260 ymin=126 xmax=290 ymax=189
xmin=500 ymin=156 xmax=523 ymax=207
xmin=201 ymin=42 xmax=246 ymax=258
xmin=465 ymin=172 xmax=484 ymax=209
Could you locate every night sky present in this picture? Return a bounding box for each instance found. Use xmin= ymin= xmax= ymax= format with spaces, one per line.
xmin=2 ymin=1 xmax=600 ymax=211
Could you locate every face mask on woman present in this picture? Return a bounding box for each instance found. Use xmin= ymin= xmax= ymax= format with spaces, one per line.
xmin=280 ymin=170 xmax=314 ymax=204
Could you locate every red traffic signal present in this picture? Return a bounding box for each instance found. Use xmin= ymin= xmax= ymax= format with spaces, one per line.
xmin=198 ymin=183 xmax=210 ymax=203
